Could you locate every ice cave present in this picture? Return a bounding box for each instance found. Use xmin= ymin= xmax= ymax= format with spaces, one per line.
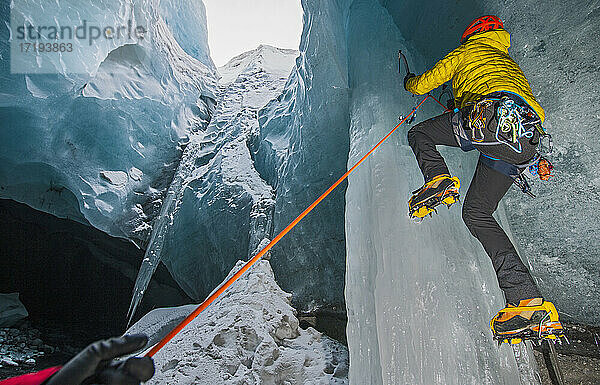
xmin=1 ymin=0 xmax=599 ymax=384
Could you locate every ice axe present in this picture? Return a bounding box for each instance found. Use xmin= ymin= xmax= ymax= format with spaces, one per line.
xmin=398 ymin=50 xmax=417 ymax=124
xmin=398 ymin=49 xmax=411 ymax=75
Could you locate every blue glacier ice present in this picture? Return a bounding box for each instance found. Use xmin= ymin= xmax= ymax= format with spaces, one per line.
xmin=343 ymin=0 xmax=600 ymax=383
xmin=343 ymin=2 xmax=528 ymax=383
xmin=253 ymin=0 xmax=351 ymax=314
xmin=128 ymin=44 xmax=299 ymax=320
xmin=377 ymin=0 xmax=600 ymax=324
xmin=1 ymin=0 xmax=216 ymax=242
xmin=255 ymin=0 xmax=599 ymax=383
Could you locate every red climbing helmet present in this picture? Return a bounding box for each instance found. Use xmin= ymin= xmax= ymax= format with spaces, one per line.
xmin=461 ymin=15 xmax=504 ymax=43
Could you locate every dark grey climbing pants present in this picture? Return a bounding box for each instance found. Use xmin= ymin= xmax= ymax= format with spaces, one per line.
xmin=407 ymin=111 xmax=541 ymax=304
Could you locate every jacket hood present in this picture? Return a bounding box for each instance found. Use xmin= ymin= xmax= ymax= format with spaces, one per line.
xmin=466 ymin=29 xmax=511 ymax=53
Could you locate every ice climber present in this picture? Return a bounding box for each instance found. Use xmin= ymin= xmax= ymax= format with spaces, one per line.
xmin=403 ymin=15 xmax=563 ymax=340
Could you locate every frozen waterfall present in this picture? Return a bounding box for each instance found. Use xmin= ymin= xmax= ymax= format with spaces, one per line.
xmin=344 ymin=2 xmax=532 ymax=383
xmin=343 ymin=0 xmax=600 ymax=383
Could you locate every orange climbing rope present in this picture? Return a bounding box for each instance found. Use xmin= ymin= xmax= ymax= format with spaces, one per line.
xmin=146 ymin=93 xmax=441 ymax=357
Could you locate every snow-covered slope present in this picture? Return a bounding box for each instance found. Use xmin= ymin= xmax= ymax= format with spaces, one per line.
xmin=128 ymin=260 xmax=348 ymax=384
xmin=128 ymin=45 xmax=298 ymax=318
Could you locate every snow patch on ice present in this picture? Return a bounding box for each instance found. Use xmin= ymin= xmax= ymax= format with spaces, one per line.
xmin=128 ymin=167 xmax=144 ymax=182
xmin=100 ymin=171 xmax=128 ymax=187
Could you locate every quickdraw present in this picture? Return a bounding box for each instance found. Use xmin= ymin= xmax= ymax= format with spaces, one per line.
xmin=468 ymin=99 xmax=494 ymax=142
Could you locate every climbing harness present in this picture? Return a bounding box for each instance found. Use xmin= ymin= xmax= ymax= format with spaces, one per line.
xmin=453 ymin=91 xmax=554 ymax=197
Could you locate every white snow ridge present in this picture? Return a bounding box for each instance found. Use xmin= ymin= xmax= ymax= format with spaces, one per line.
xmin=128 ymin=260 xmax=348 ymax=384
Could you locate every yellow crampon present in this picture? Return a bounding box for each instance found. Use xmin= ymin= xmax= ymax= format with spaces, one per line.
xmin=490 ymin=301 xmax=565 ymax=345
xmin=408 ymin=175 xmax=460 ymax=220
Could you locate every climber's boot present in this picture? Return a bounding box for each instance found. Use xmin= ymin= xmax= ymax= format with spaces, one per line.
xmin=491 ymin=298 xmax=565 ymax=344
xmin=408 ymin=174 xmax=460 ymax=219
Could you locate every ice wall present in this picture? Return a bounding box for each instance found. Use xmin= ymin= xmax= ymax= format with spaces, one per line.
xmin=158 ymin=0 xmax=215 ymax=69
xmin=0 ymin=0 xmax=216 ymax=241
xmin=343 ymin=0 xmax=600 ymax=383
xmin=379 ymin=0 xmax=600 ymax=326
xmin=254 ymin=0 xmax=351 ymax=314
xmin=344 ymin=1 xmax=532 ymax=383
xmin=128 ymin=45 xmax=298 ymax=319
xmin=483 ymin=0 xmax=600 ymax=325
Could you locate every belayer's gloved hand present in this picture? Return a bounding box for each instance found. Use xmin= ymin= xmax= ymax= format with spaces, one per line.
xmin=45 ymin=334 xmax=155 ymax=385
xmin=403 ymin=72 xmax=416 ymax=91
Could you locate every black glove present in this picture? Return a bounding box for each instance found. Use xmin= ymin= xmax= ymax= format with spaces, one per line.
xmin=403 ymin=72 xmax=416 ymax=91
xmin=46 ymin=334 xmax=155 ymax=385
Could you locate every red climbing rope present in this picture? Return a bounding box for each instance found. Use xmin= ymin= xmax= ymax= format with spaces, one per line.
xmin=430 ymin=94 xmax=452 ymax=113
xmin=146 ymin=93 xmax=445 ymax=357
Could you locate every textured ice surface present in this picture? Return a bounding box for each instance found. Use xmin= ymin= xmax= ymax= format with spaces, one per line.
xmin=1 ymin=0 xmax=598 ymax=383
xmin=343 ymin=2 xmax=533 ymax=383
xmin=128 ymin=45 xmax=298 ymax=319
xmin=343 ymin=0 xmax=600 ymax=383
xmin=128 ymin=260 xmax=348 ymax=385
xmin=254 ymin=0 xmax=351 ymax=314
xmin=158 ymin=0 xmax=215 ymax=69
xmin=0 ymin=0 xmax=216 ymax=241
xmin=480 ymin=0 xmax=600 ymax=326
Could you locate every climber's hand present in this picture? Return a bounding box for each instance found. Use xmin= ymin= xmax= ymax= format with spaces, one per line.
xmin=45 ymin=334 xmax=155 ymax=385
xmin=403 ymin=72 xmax=416 ymax=91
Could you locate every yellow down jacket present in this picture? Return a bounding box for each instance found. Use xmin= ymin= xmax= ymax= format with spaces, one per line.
xmin=405 ymin=29 xmax=545 ymax=122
